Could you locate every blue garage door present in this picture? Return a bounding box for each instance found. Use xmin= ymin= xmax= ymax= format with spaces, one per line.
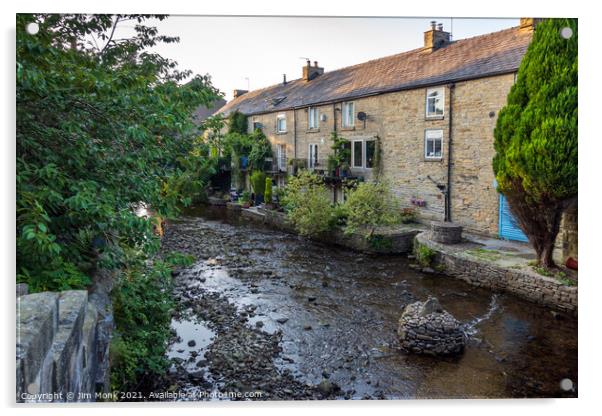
xmin=499 ymin=195 xmax=529 ymax=242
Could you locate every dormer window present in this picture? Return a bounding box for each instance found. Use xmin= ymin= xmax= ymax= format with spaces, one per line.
xmin=276 ymin=114 xmax=287 ymax=133
xmin=426 ymin=87 xmax=444 ymax=118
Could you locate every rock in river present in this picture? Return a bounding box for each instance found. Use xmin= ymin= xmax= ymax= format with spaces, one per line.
xmin=397 ymin=297 xmax=465 ymax=356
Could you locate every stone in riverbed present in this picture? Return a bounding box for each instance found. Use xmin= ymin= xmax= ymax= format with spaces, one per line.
xmin=398 ymin=297 xmax=465 ymax=356
xmin=187 ymin=340 xmax=196 ymax=347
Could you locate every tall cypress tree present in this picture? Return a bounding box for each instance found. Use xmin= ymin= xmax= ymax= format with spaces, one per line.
xmin=493 ymin=18 xmax=577 ymax=267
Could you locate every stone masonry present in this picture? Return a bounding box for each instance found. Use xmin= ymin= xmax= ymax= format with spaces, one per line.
xmin=16 ymin=290 xmax=112 ymax=402
xmin=415 ymin=232 xmax=577 ymax=315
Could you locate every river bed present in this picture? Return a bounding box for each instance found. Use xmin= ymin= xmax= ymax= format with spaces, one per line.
xmin=159 ymin=206 xmax=577 ymax=400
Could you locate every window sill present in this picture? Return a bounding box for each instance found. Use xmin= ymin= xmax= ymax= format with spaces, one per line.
xmin=424 ymin=157 xmax=443 ymax=162
xmin=340 ymin=126 xmax=355 ymax=131
xmin=275 ymin=131 xmax=288 ymax=135
xmin=425 ymin=115 xmax=445 ymax=121
xmin=306 ymin=128 xmax=320 ymax=133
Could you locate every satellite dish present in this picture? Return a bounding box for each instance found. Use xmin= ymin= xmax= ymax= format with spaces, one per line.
xmin=357 ymin=111 xmax=367 ymax=121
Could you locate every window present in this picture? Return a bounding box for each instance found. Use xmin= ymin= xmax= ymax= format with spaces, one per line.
xmin=342 ymin=102 xmax=355 ymax=128
xmin=425 ymin=129 xmax=443 ymax=159
xmin=352 ymin=140 xmax=363 ymax=168
xmin=277 ymin=144 xmax=287 ymax=171
xmin=426 ymin=87 xmax=444 ymax=118
xmin=365 ymin=140 xmax=376 ymax=168
xmin=277 ymin=114 xmax=287 ymax=133
xmin=308 ymin=107 xmax=319 ymax=129
xmin=309 ymin=143 xmax=319 ymax=169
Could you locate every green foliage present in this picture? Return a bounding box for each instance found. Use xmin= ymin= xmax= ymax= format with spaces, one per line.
xmin=342 ymin=181 xmax=400 ymax=235
xmin=248 ymin=129 xmax=273 ymax=171
xmin=16 ymin=14 xmax=221 ymax=291
xmin=367 ymin=234 xmax=393 ymax=251
xmin=110 ymin=257 xmax=177 ymax=392
xmin=250 ymin=171 xmax=267 ymax=197
xmin=281 ymin=171 xmax=336 ymax=237
xmin=264 ymin=177 xmax=273 ymax=204
xmin=493 ymin=18 xmax=577 ymax=267
xmin=414 ymin=243 xmax=436 ymax=268
xmin=327 ymin=132 xmax=351 ymax=173
xmin=228 ymin=110 xmax=248 ymax=135
xmin=239 ymin=190 xmax=251 ymax=204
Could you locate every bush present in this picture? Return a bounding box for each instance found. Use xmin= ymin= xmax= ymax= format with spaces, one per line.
xmin=342 ymin=181 xmax=400 ymax=235
xmin=414 ymin=243 xmax=436 ymax=268
xmin=281 ymin=171 xmax=336 ymax=237
xmin=264 ymin=177 xmax=273 ymax=204
xmin=250 ymin=171 xmax=267 ymax=197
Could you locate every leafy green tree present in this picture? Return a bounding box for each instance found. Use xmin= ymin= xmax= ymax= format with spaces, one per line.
xmin=493 ymin=18 xmax=577 ymax=267
xmin=227 ymin=110 xmax=248 ymax=135
xmin=16 ymin=14 xmax=221 ymax=290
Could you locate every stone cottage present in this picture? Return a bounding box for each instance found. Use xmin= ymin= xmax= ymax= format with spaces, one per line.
xmin=217 ymin=19 xmax=577 ymax=262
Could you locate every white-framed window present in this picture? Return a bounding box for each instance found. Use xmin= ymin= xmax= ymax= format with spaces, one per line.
xmin=342 ymin=102 xmax=355 ymax=128
xmin=277 ymin=144 xmax=287 ymax=171
xmin=276 ymin=114 xmax=287 ymax=133
xmin=365 ymin=140 xmax=376 ymax=169
xmin=426 ymin=87 xmax=444 ymax=118
xmin=308 ymin=107 xmax=319 ymax=129
xmin=308 ymin=143 xmax=319 ymax=169
xmin=352 ymin=140 xmax=363 ymax=168
xmin=425 ymin=129 xmax=443 ymax=159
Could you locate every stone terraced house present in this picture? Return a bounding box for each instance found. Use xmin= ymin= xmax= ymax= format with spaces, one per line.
xmin=217 ymin=18 xmax=577 ymax=262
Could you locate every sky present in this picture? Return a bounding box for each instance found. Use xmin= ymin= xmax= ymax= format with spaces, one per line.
xmin=131 ymin=16 xmax=520 ymax=102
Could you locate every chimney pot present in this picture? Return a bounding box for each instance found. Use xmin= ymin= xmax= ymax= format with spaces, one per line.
xmin=437 ymin=23 xmax=443 ymax=31
xmin=283 ymin=74 xmax=287 ymax=85
xmin=314 ymin=61 xmax=318 ymax=67
xmin=430 ymin=20 xmax=437 ymax=30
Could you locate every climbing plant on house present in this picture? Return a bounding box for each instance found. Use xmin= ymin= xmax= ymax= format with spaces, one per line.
xmin=493 ymin=18 xmax=577 ymax=268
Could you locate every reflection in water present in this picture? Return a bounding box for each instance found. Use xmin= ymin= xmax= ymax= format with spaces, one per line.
xmin=167 ymin=205 xmax=577 ymax=399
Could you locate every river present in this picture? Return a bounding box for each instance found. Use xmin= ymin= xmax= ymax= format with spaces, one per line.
xmin=158 ymin=205 xmax=577 ymax=400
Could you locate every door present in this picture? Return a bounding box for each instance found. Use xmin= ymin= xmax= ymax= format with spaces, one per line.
xmin=499 ymin=195 xmax=529 ymax=242
xmin=308 ymin=143 xmax=318 ymax=169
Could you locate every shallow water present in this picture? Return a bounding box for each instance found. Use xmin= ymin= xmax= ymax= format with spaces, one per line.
xmin=167 ymin=205 xmax=577 ymax=399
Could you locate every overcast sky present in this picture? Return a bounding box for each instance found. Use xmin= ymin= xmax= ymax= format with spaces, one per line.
xmin=135 ymin=16 xmax=520 ymax=102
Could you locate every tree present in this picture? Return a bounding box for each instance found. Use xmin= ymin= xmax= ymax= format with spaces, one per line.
xmin=17 ymin=13 xmax=221 ymax=290
xmin=493 ymin=18 xmax=577 ymax=267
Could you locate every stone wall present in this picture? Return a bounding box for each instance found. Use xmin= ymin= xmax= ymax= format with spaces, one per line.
xmin=16 ymin=289 xmax=113 ymax=402
xmin=415 ymin=232 xmax=577 ymax=315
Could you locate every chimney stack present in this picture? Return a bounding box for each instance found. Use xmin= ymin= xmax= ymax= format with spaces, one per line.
xmin=283 ymin=74 xmax=287 ymax=85
xmin=424 ymin=20 xmax=451 ymax=52
xmin=302 ymin=59 xmax=324 ymax=81
xmin=519 ymin=18 xmax=542 ymax=32
xmin=233 ymin=89 xmax=248 ymax=99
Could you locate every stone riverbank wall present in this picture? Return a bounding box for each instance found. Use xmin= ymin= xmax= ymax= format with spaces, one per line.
xmin=16 ymin=288 xmax=113 ymax=403
xmin=241 ymin=206 xmax=422 ymax=254
xmin=415 ymin=232 xmax=577 ymax=315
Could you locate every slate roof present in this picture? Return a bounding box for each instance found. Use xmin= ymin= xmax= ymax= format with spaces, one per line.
xmin=218 ymin=26 xmax=532 ymax=116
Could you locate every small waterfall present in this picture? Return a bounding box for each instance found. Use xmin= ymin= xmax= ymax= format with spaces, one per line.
xmin=462 ymin=294 xmax=499 ymax=337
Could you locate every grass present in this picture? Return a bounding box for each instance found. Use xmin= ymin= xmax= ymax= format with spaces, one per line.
xmin=466 ymin=248 xmax=504 ymax=262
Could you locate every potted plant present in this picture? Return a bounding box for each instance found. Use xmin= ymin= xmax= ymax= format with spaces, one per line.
xmin=239 ymin=190 xmax=251 ymax=208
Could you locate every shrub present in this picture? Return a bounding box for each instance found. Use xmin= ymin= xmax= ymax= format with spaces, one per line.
xmin=414 ymin=243 xmax=436 ymax=268
xmin=264 ymin=177 xmax=273 ymax=204
xmin=250 ymin=171 xmax=267 ymax=196
xmin=281 ymin=171 xmax=336 ymax=237
xmin=342 ymin=181 xmax=400 ymax=235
